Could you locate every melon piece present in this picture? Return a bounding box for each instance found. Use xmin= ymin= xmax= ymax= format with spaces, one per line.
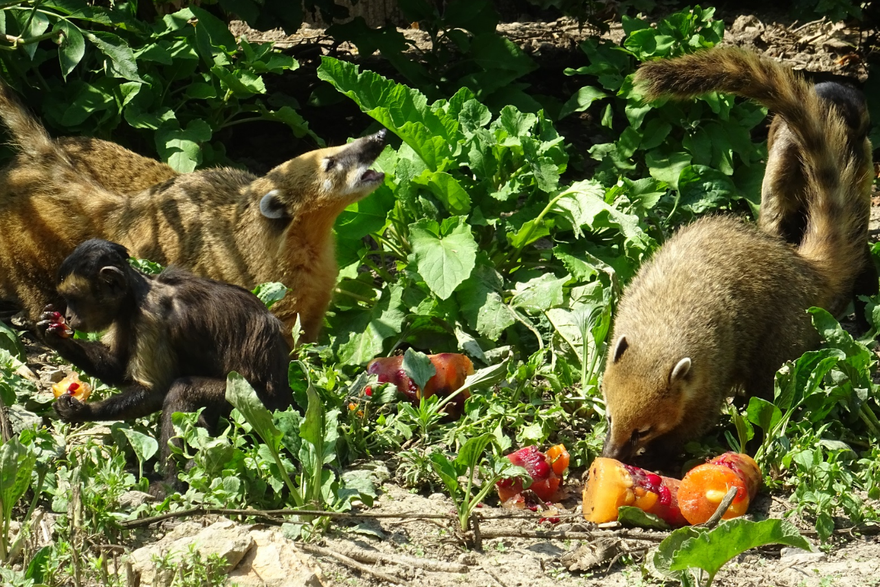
xmin=582 ymin=457 xmax=686 ymax=527
xmin=366 ymin=353 xmax=474 ymax=417
xmin=678 ymin=452 xmax=761 ymax=525
xmin=52 ymin=372 xmax=92 ymax=402
xmin=496 ymin=444 xmax=566 ymax=504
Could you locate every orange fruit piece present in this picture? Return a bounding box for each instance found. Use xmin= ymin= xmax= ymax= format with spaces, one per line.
xmin=678 ymin=452 xmax=761 ymax=525
xmin=582 ymin=457 xmax=686 ymax=527
xmin=52 ymin=372 xmax=92 ymax=402
xmin=546 ymin=444 xmax=570 ymax=476
xmin=366 ymin=353 xmax=474 ymax=417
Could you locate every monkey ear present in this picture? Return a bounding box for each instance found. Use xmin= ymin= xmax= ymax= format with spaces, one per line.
xmin=259 ymin=190 xmax=289 ymax=220
xmin=98 ymin=266 xmax=126 ymax=292
xmin=611 ymin=335 xmax=628 ymax=363
xmin=670 ymin=357 xmax=692 ymax=384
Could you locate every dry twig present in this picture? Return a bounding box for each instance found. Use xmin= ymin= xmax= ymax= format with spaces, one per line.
xmin=299 ymin=543 xmax=405 ymax=585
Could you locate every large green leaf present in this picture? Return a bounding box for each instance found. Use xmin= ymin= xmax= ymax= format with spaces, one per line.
xmin=410 ymin=217 xmax=478 ymax=300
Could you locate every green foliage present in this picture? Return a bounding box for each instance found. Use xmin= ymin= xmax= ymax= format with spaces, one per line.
xmin=0 ymin=1 xmax=313 ymax=170
xmin=648 ymin=518 xmax=812 ymax=586
xmin=326 ymin=0 xmax=537 ymax=106
xmin=566 ymin=7 xmax=766 ymax=226
xmin=319 ymin=56 xmax=654 ymax=369
xmin=151 ymin=544 xmax=227 ymax=587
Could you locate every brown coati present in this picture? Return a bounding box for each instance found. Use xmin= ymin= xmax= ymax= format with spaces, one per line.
xmin=0 ymin=83 xmax=177 ymax=192
xmin=601 ymin=48 xmax=871 ymax=464
xmin=760 ymin=81 xmax=877 ymax=329
xmin=39 ymin=239 xmax=291 ymax=486
xmin=0 ymin=80 xmax=386 ymax=343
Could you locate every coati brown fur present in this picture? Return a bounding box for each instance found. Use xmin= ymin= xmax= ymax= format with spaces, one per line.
xmin=601 ymin=48 xmax=871 ymax=464
xmin=0 ymin=85 xmax=177 ymax=192
xmin=0 ymin=80 xmax=386 ymax=343
xmin=761 ymin=81 xmax=878 ymax=328
xmin=40 ymin=239 xmax=291 ymax=485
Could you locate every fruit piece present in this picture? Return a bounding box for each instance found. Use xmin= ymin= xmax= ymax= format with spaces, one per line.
xmin=52 ymin=372 xmax=91 ymax=402
xmin=366 ymin=353 xmax=475 ymax=417
xmin=496 ymin=445 xmax=566 ymax=504
xmin=582 ymin=457 xmax=687 ymax=527
xmin=678 ymin=452 xmax=761 ymax=525
xmin=546 ymin=444 xmax=570 ymax=476
xmin=45 ymin=310 xmax=74 ymax=338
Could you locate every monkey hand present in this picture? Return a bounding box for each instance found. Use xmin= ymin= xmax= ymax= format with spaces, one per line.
xmin=38 ymin=305 xmax=74 ymax=339
xmin=54 ymin=394 xmax=90 ymax=422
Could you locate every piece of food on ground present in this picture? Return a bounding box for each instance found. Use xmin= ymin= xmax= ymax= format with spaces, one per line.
xmin=52 ymin=372 xmax=92 ymax=402
xmin=497 ymin=444 xmax=568 ymax=505
xmin=582 ymin=457 xmax=687 ymax=527
xmin=678 ymin=452 xmax=761 ymax=525
xmin=366 ymin=353 xmax=474 ymax=417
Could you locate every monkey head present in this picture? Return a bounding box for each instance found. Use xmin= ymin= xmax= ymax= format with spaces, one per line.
xmin=253 ymin=129 xmax=388 ymax=223
xmin=55 ymin=239 xmax=134 ymax=333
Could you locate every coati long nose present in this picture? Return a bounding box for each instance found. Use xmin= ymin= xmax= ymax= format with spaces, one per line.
xmin=358 ymin=129 xmax=387 ymax=162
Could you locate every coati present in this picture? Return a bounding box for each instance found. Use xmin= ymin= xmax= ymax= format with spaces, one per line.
xmin=601 ymin=48 xmax=871 ymax=464
xmin=0 ymin=79 xmax=386 ymax=343
xmin=760 ymin=81 xmax=878 ymax=328
xmin=0 ymin=85 xmax=177 ymax=192
xmin=39 ymin=239 xmax=291 ymax=483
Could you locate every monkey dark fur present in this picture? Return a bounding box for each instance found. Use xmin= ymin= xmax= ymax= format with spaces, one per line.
xmin=40 ymin=239 xmax=292 ymax=484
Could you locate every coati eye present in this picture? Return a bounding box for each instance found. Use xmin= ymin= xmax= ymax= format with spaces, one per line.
xmin=631 ymin=427 xmax=652 ymax=443
xmin=322 ymin=156 xmax=340 ymax=172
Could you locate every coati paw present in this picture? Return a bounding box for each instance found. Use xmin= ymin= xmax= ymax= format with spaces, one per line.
xmin=54 ymin=394 xmax=89 ymax=422
xmin=37 ymin=305 xmax=74 ymax=339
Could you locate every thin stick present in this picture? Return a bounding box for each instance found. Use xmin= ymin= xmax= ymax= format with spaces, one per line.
xmin=299 ymin=543 xmax=405 ymax=585
xmin=332 ymin=543 xmax=468 ymax=573
xmin=478 ymin=528 xmax=667 ymax=542
xmin=699 ymin=487 xmax=738 ymax=529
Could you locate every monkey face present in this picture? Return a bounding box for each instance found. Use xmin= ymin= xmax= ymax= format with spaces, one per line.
xmin=56 ymin=240 xmax=132 ymax=333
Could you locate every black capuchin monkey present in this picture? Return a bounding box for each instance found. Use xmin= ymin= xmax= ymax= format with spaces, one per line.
xmin=38 ymin=239 xmax=292 ymax=487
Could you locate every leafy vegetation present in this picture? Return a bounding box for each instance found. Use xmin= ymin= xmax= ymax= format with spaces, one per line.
xmin=0 ymin=1 xmax=878 ymax=585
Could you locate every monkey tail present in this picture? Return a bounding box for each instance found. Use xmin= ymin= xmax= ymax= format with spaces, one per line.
xmin=634 ymin=47 xmax=870 ymax=313
xmin=0 ymin=78 xmax=58 ymax=159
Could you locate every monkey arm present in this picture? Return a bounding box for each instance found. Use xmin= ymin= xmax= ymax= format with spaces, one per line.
xmin=44 ymin=338 xmax=130 ymax=386
xmin=55 ymin=383 xmax=165 ymax=423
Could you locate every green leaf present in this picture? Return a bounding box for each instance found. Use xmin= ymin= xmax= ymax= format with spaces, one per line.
xmin=410 ymin=217 xmax=478 ymax=300
xmin=156 ymin=119 xmax=212 ymax=172
xmin=646 ymin=150 xmax=691 ymax=189
xmin=429 ymin=451 xmax=460 ymax=494
xmin=119 ymin=427 xmax=159 ymax=464
xmin=0 ymin=322 xmax=25 ymax=362
xmin=226 ymin=372 xmax=281 ymax=451
xmin=402 ymin=348 xmax=436 ymax=392
xmin=84 ymin=31 xmax=142 ymax=82
xmin=618 ymin=506 xmax=672 ymax=530
xmin=252 ymin=282 xmax=288 ymax=310
xmin=455 ymin=433 xmax=492 ymax=470
xmin=0 ymin=438 xmax=36 ymax=530
xmin=559 ymin=86 xmax=606 ymax=119
xmin=667 ymin=519 xmax=812 ymax=579
xmin=677 ymin=165 xmax=737 ymax=213
xmin=745 ymin=396 xmax=782 ymax=432
xmin=55 ymin=20 xmax=85 ymax=79
xmin=510 ymin=274 xmax=567 ymax=313
xmin=335 ymin=284 xmax=406 ymax=366
xmin=411 ymin=170 xmax=471 ymax=214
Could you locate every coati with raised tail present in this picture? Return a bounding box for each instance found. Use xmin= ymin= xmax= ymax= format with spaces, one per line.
xmin=760 ymin=81 xmax=878 ymax=328
xmin=0 ymin=79 xmax=387 ymax=343
xmin=601 ymin=48 xmax=872 ymax=464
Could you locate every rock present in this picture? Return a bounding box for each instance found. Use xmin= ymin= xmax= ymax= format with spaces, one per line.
xmin=127 ymin=519 xmax=254 ymax=586
xmin=118 ymin=490 xmax=156 ymax=509
xmin=228 ymin=528 xmax=324 ymax=587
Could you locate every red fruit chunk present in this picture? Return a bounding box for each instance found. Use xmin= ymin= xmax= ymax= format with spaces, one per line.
xmin=678 ymin=452 xmax=761 ymax=525
xmin=582 ymin=457 xmax=687 ymax=527
xmin=366 ymin=353 xmax=474 ymax=417
xmin=496 ymin=445 xmax=567 ymax=504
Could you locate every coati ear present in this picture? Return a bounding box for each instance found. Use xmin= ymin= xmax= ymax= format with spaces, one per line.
xmin=98 ymin=266 xmax=126 ymax=293
xmin=670 ymin=357 xmax=692 ymax=384
xmin=259 ymin=190 xmax=289 ymax=219
xmin=611 ymin=335 xmax=628 ymax=363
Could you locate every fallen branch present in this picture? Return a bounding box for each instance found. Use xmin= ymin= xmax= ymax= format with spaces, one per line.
xmin=476 ymin=527 xmax=667 ymax=542
xmin=299 ymin=543 xmax=405 ymax=585
xmin=332 ymin=543 xmax=468 ymax=573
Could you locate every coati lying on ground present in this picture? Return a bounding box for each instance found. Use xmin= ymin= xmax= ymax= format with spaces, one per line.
xmin=601 ymin=48 xmax=872 ymax=465
xmin=760 ymin=80 xmax=877 ymax=329
xmin=40 ymin=239 xmax=291 ymax=485
xmin=0 ymin=80 xmax=387 ymax=344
